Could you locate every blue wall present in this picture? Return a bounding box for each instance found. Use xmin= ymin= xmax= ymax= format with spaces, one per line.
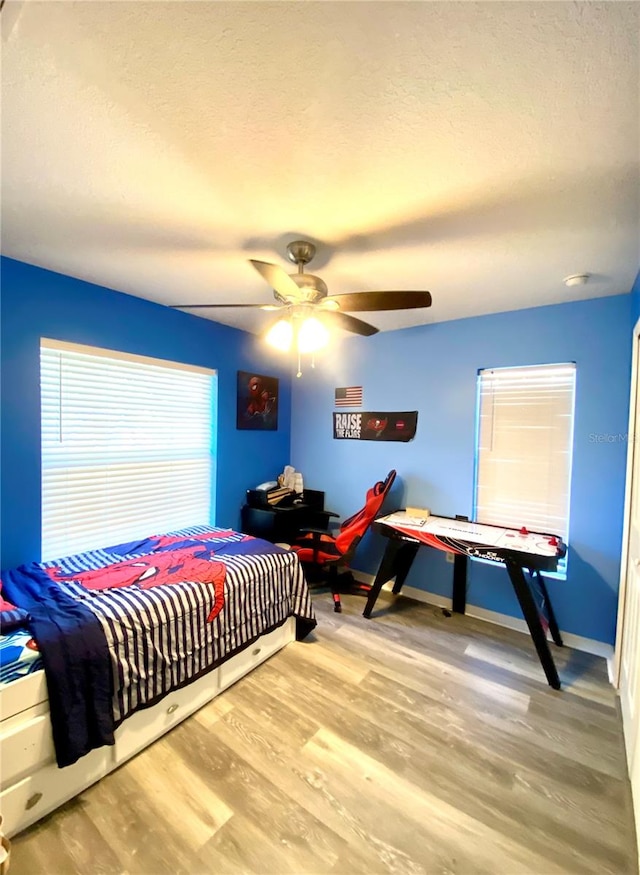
xmin=291 ymin=294 xmax=633 ymax=645
xmin=2 ymin=255 xmax=634 ymax=645
xmin=1 ymin=257 xmax=291 ymax=569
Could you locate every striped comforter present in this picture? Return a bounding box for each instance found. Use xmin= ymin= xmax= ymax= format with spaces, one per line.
xmin=40 ymin=526 xmax=316 ymax=727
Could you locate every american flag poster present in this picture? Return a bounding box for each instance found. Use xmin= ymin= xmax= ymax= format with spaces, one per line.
xmin=335 ymin=386 xmax=363 ymax=407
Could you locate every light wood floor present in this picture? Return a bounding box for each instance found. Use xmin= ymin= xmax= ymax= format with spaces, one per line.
xmin=9 ymin=591 xmax=637 ymax=874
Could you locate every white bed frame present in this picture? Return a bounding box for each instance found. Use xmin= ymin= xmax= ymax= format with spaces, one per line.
xmin=0 ymin=617 xmax=295 ymax=837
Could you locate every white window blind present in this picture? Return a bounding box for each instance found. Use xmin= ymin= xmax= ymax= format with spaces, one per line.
xmin=41 ymin=339 xmax=215 ymax=561
xmin=474 ymin=364 xmax=576 ymax=545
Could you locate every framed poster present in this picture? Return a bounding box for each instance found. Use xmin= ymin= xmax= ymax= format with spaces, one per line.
xmin=236 ymin=371 xmax=278 ymax=430
xmin=333 ymin=411 xmax=418 ymax=441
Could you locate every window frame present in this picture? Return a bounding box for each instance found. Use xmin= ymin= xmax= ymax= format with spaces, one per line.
xmin=40 ymin=338 xmax=217 ymax=561
xmin=472 ymin=362 xmax=576 ymax=578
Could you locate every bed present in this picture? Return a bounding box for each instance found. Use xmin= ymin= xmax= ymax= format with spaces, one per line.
xmin=0 ymin=525 xmax=316 ymax=837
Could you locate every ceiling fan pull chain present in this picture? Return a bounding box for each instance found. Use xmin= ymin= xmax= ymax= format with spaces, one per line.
xmin=297 ymin=349 xmax=302 ymax=379
xmin=311 ymin=353 xmax=316 ymax=369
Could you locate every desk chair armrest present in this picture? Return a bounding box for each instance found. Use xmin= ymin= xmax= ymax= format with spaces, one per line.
xmin=299 ymin=526 xmax=336 ymax=536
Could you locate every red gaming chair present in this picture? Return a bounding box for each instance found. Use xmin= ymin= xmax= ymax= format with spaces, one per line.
xmin=291 ymin=470 xmax=397 ymax=612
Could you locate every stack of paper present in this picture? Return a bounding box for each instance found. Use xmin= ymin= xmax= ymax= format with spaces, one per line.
xmin=267 ymin=487 xmax=294 ymax=506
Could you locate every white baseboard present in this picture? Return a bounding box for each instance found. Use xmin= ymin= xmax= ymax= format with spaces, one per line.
xmin=352 ymin=571 xmax=614 ymax=661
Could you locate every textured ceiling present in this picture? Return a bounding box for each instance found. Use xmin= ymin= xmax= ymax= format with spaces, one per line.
xmin=1 ymin=1 xmax=639 ymax=335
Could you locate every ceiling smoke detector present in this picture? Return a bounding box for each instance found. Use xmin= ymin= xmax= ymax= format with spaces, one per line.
xmin=563 ymin=274 xmax=590 ymax=287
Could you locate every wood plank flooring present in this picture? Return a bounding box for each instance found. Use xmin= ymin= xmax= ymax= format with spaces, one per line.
xmin=8 ymin=591 xmax=637 ymax=874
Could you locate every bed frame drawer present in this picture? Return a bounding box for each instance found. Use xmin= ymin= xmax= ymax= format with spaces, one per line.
xmin=0 ymin=711 xmax=55 ymax=788
xmin=113 ymin=665 xmax=221 ymax=765
xmin=113 ymin=618 xmax=294 ymax=764
xmin=1 ymin=747 xmax=110 ymax=838
xmin=219 ymin=620 xmax=293 ymax=692
xmin=0 ymin=672 xmax=48 ymax=722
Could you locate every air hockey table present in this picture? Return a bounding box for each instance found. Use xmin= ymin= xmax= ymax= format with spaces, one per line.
xmin=363 ymin=511 xmax=566 ymax=689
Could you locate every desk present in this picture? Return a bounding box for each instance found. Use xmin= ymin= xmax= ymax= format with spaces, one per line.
xmin=363 ymin=511 xmax=566 ymax=689
xmin=241 ymin=489 xmax=333 ymax=544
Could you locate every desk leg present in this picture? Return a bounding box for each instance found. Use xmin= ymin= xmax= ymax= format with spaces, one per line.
xmin=506 ymin=560 xmax=561 ymax=690
xmin=363 ymin=540 xmax=419 ymax=618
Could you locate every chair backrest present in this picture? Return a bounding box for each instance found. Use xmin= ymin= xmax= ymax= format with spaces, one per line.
xmin=334 ymin=470 xmax=397 ymax=555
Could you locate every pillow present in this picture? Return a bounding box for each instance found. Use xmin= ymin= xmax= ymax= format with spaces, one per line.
xmin=0 ymin=582 xmax=29 ymax=634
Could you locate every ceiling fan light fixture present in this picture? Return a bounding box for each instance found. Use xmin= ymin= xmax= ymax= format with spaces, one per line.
xmin=265 ymin=317 xmax=293 ymax=352
xmin=297 ymin=316 xmax=329 ymax=354
xmin=247 ymin=238 xmax=431 ymax=375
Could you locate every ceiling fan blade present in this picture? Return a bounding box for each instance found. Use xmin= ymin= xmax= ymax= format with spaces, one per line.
xmin=322 ymin=310 xmax=378 ymax=337
xmin=249 ymin=259 xmax=302 ymax=300
xmin=327 ymin=291 xmax=432 ymax=312
xmin=170 ymin=303 xmax=279 ymax=310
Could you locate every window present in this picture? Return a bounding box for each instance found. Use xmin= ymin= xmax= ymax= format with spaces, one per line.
xmin=41 ymin=339 xmax=216 ymax=560
xmin=474 ymin=364 xmax=576 ymax=569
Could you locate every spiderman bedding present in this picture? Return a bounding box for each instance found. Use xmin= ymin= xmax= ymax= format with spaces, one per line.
xmin=1 ymin=526 xmax=316 ymax=768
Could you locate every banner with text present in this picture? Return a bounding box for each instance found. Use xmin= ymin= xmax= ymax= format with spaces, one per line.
xmin=333 ymin=411 xmax=418 ymax=442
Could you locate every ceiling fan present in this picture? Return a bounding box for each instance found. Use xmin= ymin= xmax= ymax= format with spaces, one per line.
xmin=171 ymin=239 xmax=433 ymax=338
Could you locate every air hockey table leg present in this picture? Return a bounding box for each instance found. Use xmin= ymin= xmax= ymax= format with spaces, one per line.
xmin=363 ymin=539 xmax=419 ymax=618
xmin=391 ymin=541 xmax=420 ymax=594
xmin=532 ymin=569 xmax=563 ymax=647
xmin=506 ymin=559 xmax=561 ymax=690
xmin=452 ymin=553 xmax=468 ymax=614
